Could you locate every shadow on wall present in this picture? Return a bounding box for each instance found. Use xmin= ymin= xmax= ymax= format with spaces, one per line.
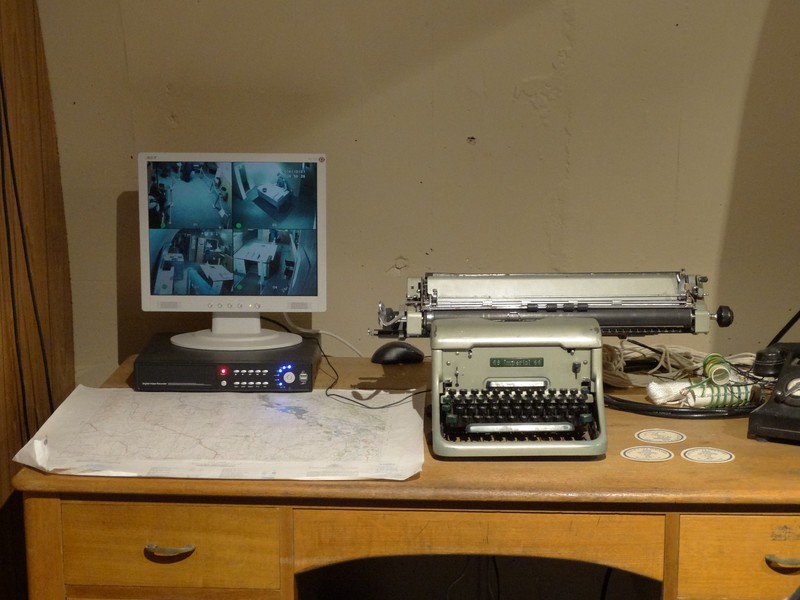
xmin=715 ymin=0 xmax=800 ymax=355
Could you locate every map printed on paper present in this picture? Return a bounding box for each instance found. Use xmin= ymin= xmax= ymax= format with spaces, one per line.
xmin=13 ymin=385 xmax=424 ymax=480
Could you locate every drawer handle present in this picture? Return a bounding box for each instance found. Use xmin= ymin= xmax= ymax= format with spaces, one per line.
xmin=144 ymin=543 xmax=196 ymax=562
xmin=765 ymin=553 xmax=800 ymax=572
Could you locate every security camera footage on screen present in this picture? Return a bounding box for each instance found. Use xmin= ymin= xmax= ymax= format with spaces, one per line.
xmin=140 ymin=154 xmax=326 ymax=351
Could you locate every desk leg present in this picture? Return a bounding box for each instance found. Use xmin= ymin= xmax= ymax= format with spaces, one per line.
xmin=22 ymin=494 xmax=64 ymax=600
xmin=662 ymin=512 xmax=680 ymax=600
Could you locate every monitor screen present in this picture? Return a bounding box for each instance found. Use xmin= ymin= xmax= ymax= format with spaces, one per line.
xmin=138 ymin=152 xmax=326 ymax=351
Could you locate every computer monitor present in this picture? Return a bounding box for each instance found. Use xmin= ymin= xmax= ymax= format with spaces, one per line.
xmin=138 ymin=152 xmax=326 ymax=351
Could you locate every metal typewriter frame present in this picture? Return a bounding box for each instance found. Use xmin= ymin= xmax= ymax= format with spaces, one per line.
xmin=371 ymin=269 xmax=731 ymax=459
xmin=431 ymin=317 xmax=606 ymax=458
xmin=373 ymin=270 xmax=732 ymax=339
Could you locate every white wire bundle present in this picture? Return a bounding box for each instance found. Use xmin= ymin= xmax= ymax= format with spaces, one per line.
xmin=602 ymin=341 xmax=759 ymax=409
xmin=646 ymin=379 xmax=755 ymax=407
xmin=602 ymin=341 xmax=755 ymax=389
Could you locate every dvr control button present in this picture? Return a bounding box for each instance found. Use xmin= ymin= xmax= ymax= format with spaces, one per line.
xmin=283 ymin=371 xmax=296 ymax=384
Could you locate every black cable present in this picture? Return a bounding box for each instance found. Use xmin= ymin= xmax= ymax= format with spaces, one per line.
xmin=307 ymin=334 xmax=429 ymax=409
xmin=604 ymin=394 xmax=756 ymax=419
xmin=0 ymin=59 xmax=56 ymax=426
xmin=599 ymin=567 xmax=613 ymax=600
xmin=490 ymin=555 xmax=500 ymax=600
xmin=768 ymin=308 xmax=800 ymax=347
xmin=445 ymin=556 xmax=473 ymax=600
xmin=0 ymin=69 xmax=29 ymax=442
xmin=259 ymin=315 xmax=291 ymax=332
xmin=625 ymin=338 xmax=662 ymax=355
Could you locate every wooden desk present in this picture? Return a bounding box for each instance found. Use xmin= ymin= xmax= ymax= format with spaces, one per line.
xmin=13 ymin=357 xmax=800 ymax=599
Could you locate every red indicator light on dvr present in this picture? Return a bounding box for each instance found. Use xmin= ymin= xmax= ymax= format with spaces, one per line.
xmin=218 ymin=366 xmax=229 ymax=377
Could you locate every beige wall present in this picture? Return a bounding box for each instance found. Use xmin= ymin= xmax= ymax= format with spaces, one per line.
xmin=36 ymin=0 xmax=800 ymax=386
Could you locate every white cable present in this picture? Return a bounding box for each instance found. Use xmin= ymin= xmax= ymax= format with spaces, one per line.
xmin=647 ymin=380 xmax=755 ymax=407
xmin=646 ymin=381 xmax=690 ymax=404
xmin=603 ymin=341 xmax=755 ymax=389
xmin=282 ymin=313 xmax=365 ymax=357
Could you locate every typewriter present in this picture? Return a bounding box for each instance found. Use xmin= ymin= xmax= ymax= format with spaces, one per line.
xmin=372 ymin=270 xmax=733 ymax=458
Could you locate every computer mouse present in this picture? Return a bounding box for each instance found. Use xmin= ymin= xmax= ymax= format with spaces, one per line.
xmin=370 ymin=341 xmax=425 ymax=365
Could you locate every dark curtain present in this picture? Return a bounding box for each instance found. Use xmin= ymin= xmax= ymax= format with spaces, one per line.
xmin=0 ymin=1 xmax=75 ymax=597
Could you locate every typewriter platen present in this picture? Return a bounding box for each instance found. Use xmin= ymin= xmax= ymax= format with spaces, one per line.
xmin=372 ymin=270 xmax=733 ymax=458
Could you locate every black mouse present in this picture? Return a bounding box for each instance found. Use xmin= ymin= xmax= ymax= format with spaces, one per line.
xmin=371 ymin=341 xmax=425 ymax=365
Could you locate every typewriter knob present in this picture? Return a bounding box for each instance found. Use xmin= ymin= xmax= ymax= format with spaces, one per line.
xmin=712 ymin=305 xmax=734 ymax=328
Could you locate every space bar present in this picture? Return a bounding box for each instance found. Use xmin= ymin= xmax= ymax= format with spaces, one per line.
xmin=466 ymin=422 xmax=575 ymax=434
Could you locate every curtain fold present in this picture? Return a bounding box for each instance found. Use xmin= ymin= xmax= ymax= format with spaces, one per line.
xmin=0 ymin=0 xmax=74 ymax=504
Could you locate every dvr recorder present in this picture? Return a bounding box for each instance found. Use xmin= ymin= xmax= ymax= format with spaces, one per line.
xmin=134 ymin=333 xmax=321 ymax=392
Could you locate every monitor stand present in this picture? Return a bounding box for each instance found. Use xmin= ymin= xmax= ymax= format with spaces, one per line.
xmin=170 ymin=313 xmax=301 ymax=351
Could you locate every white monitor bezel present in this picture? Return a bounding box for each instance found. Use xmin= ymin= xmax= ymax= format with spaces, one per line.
xmin=138 ymin=152 xmax=327 ymax=315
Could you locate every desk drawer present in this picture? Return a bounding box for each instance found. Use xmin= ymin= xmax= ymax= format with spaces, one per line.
xmin=62 ymin=501 xmax=281 ymax=589
xmin=679 ymin=515 xmax=800 ymax=599
xmin=295 ymin=509 xmax=665 ymax=580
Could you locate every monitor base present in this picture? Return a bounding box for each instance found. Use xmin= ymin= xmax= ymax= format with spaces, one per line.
xmin=170 ymin=313 xmax=301 ymax=351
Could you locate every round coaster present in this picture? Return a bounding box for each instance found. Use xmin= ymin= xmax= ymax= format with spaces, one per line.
xmin=621 ymin=446 xmax=674 ymax=462
xmin=681 ymin=447 xmax=735 ymax=464
xmin=635 ymin=428 xmax=687 ymax=444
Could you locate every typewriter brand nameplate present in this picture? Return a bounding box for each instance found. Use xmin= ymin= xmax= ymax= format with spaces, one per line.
xmin=490 ymin=357 xmax=544 ymax=368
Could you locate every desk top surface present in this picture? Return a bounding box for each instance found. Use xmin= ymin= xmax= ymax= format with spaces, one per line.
xmin=13 ymin=357 xmax=800 ymax=508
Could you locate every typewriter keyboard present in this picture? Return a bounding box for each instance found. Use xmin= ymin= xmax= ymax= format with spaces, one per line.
xmin=438 ymin=387 xmax=600 ymax=442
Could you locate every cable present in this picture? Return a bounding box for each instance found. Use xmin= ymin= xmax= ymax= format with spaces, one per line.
xmin=0 ymin=57 xmax=56 ymax=427
xmin=309 ymin=335 xmax=428 ymax=410
xmin=283 ymin=312 xmax=364 ymax=357
xmin=446 ymin=557 xmax=473 ymax=600
xmin=768 ymin=308 xmax=800 ymax=347
xmin=258 ymin=316 xmax=427 ymax=408
xmin=603 ymin=340 xmax=759 ymax=389
xmin=259 ymin=315 xmax=291 ymax=332
xmin=600 ymin=567 xmax=613 ymax=600
xmin=604 ymin=394 xmax=756 ymax=419
xmin=0 ymin=63 xmax=30 ymax=441
xmin=489 ymin=555 xmax=500 ymax=600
